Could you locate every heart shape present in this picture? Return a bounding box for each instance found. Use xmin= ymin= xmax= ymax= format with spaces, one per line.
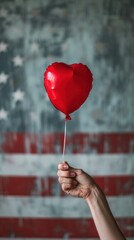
xmin=44 ymin=62 xmax=93 ymax=120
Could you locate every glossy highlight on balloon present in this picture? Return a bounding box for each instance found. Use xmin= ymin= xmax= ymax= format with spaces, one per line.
xmin=44 ymin=62 xmax=93 ymax=120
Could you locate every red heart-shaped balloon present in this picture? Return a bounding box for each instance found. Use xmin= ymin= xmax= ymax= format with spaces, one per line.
xmin=44 ymin=62 xmax=93 ymax=120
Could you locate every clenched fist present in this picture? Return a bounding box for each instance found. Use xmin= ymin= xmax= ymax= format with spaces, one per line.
xmin=57 ymin=161 xmax=96 ymax=199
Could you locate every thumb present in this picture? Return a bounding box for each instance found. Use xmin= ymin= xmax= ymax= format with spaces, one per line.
xmin=63 ymin=161 xmax=70 ymax=167
xmin=58 ymin=161 xmax=83 ymax=176
xmin=58 ymin=161 xmax=70 ymax=170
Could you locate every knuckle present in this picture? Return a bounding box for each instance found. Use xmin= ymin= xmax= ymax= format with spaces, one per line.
xmin=57 ymin=170 xmax=62 ymax=177
xmin=62 ymin=183 xmax=66 ymax=191
xmin=77 ymin=169 xmax=83 ymax=175
xmin=62 ymin=183 xmax=70 ymax=191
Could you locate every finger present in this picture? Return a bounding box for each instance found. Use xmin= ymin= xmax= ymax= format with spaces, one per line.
xmin=61 ymin=182 xmax=75 ymax=192
xmin=58 ymin=162 xmax=83 ymax=175
xmin=58 ymin=176 xmax=78 ymax=185
xmin=58 ymin=161 xmax=70 ymax=170
xmin=57 ymin=169 xmax=76 ymax=178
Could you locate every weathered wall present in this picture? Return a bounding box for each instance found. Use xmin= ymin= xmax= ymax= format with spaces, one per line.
xmin=0 ymin=0 xmax=134 ymax=239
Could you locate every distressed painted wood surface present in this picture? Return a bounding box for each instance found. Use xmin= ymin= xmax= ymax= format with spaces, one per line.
xmin=0 ymin=0 xmax=134 ymax=239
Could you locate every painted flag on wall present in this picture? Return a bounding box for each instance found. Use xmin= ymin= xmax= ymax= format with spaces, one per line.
xmin=0 ymin=0 xmax=134 ymax=239
xmin=0 ymin=132 xmax=134 ymax=239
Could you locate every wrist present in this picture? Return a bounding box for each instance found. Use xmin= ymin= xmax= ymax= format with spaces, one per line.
xmin=85 ymin=184 xmax=105 ymax=206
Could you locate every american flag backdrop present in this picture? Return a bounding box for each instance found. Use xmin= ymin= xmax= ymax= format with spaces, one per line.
xmin=0 ymin=0 xmax=134 ymax=239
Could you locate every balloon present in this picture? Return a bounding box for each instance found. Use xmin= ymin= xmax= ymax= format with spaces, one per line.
xmin=44 ymin=62 xmax=93 ymax=120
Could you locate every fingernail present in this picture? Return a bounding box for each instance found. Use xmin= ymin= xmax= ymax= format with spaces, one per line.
xmin=70 ymin=172 xmax=75 ymax=177
xmin=63 ymin=164 xmax=68 ymax=169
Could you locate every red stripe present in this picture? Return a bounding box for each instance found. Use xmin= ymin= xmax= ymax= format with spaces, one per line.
xmin=0 ymin=175 xmax=133 ymax=196
xmin=0 ymin=132 xmax=134 ymax=154
xmin=0 ymin=217 xmax=133 ymax=238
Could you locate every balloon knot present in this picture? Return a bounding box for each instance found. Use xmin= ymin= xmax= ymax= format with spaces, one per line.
xmin=65 ymin=115 xmax=71 ymax=120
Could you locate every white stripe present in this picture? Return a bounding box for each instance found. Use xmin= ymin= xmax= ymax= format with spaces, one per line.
xmin=0 ymin=196 xmax=133 ymax=218
xmin=0 ymin=154 xmax=133 ymax=176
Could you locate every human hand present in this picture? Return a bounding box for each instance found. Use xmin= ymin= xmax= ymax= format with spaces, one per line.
xmin=57 ymin=163 xmax=126 ymax=240
xmin=57 ymin=161 xmax=96 ymax=199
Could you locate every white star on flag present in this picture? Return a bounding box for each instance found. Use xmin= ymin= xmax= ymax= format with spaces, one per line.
xmin=31 ymin=43 xmax=39 ymax=53
xmin=0 ymin=42 xmax=8 ymax=52
xmin=0 ymin=8 xmax=8 ymax=18
xmin=12 ymin=55 xmax=23 ymax=66
xmin=0 ymin=72 xmax=8 ymax=84
xmin=12 ymin=89 xmax=25 ymax=102
xmin=0 ymin=108 xmax=8 ymax=120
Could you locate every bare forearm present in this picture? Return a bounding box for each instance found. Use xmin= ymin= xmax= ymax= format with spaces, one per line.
xmin=86 ymin=186 xmax=126 ymax=240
